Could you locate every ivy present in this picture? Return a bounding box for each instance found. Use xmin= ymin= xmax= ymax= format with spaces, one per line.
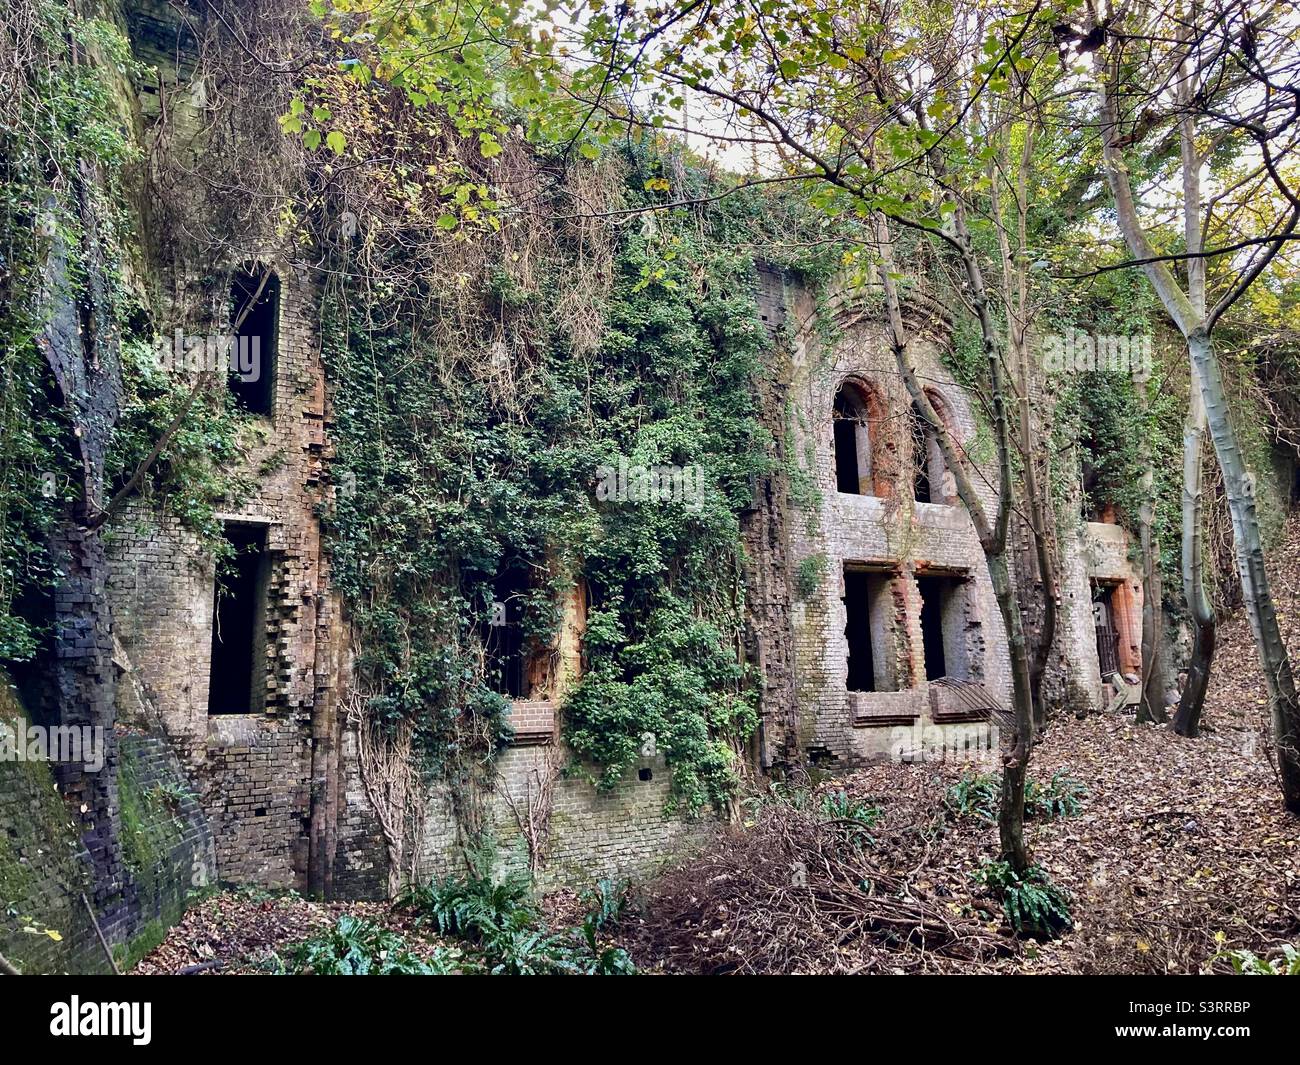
xmin=0 ymin=1 xmax=250 ymax=664
xmin=321 ymin=146 xmax=802 ymax=811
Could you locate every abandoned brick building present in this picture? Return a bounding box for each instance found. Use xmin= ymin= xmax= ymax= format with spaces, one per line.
xmin=0 ymin=0 xmax=1151 ymax=972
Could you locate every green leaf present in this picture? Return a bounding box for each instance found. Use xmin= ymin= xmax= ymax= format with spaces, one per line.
xmin=326 ymin=130 xmax=347 ymax=155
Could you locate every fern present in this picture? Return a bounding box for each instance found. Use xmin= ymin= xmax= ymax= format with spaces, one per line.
xmin=973 ymin=861 xmax=1073 ymax=938
xmin=947 ymin=771 xmax=1086 ymax=822
xmin=280 ymin=916 xmax=456 ymax=975
xmin=1215 ymin=944 xmax=1300 ymax=975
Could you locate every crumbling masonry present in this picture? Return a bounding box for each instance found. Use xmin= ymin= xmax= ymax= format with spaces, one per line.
xmin=0 ymin=0 xmax=1147 ymax=971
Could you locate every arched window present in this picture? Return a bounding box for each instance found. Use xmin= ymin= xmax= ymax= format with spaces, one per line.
xmin=832 ymin=380 xmax=884 ymax=496
xmin=229 ymin=263 xmax=279 ymax=415
xmin=912 ymin=390 xmax=957 ymax=505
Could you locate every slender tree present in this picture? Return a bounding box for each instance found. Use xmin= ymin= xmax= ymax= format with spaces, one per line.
xmin=1085 ymin=0 xmax=1300 ymax=804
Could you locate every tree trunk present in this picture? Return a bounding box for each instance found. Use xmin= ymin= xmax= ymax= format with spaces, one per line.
xmin=1173 ymin=376 xmax=1216 ymax=735
xmin=1097 ymin=56 xmax=1298 ymax=800
xmin=1017 ymin=350 xmax=1058 ymax=729
xmin=877 ymin=212 xmax=1035 ymax=871
xmin=1188 ymin=328 xmax=1300 ymax=807
xmin=1136 ymin=384 xmax=1168 ymax=723
xmin=991 ymin=547 xmax=1033 ymax=871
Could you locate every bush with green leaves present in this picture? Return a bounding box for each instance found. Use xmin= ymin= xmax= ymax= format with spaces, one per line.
xmin=973 ymin=861 xmax=1073 ymax=939
xmin=820 ymin=790 xmax=882 ymax=827
xmin=1214 ymin=944 xmax=1300 ymax=975
xmin=819 ymin=789 xmax=883 ymax=848
xmin=280 ymin=915 xmax=456 ymax=975
xmin=1025 ymin=771 xmax=1087 ymax=819
xmin=946 ymin=771 xmax=1087 ymax=822
xmin=401 ymin=871 xmax=636 ymax=975
xmin=944 ymin=772 xmax=1002 ymax=822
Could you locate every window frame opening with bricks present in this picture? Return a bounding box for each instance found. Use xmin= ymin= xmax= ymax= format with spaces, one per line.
xmin=843 ymin=564 xmax=901 ymax=694
xmin=915 ymin=570 xmax=975 ymax=684
xmin=832 ymin=377 xmax=900 ymax=499
xmin=207 ymin=522 xmax=272 ymax=716
xmin=228 ymin=262 xmax=279 ymax=417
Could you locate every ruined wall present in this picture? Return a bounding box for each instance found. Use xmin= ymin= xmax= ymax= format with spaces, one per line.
xmin=407 ymin=746 xmax=706 ymax=894
xmin=106 ymin=263 xmax=337 ymax=893
xmin=0 ymin=674 xmax=212 ymax=974
xmin=781 ymin=281 xmax=1011 ymax=766
xmin=1057 ymin=518 xmax=1146 ymax=710
xmin=739 ymin=264 xmax=801 ymax=769
xmin=96 ymin=2 xmax=714 ymax=905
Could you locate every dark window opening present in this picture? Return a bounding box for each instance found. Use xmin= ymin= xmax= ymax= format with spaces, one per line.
xmin=912 ymin=407 xmax=933 ymax=503
xmin=638 ymin=767 xmax=653 ymax=782
xmin=1092 ymin=582 xmax=1121 ymax=680
xmin=844 ymin=570 xmax=877 ymax=691
xmin=229 ymin=265 xmax=279 ymax=416
xmin=833 ymin=382 xmax=877 ymax=496
xmin=208 ymin=523 xmax=269 ymax=715
xmin=834 ymin=417 xmax=861 ymax=494
xmin=916 ymin=575 xmax=948 ymax=681
xmin=485 ymin=564 xmax=530 ymax=699
xmin=844 ymin=567 xmax=897 ymax=692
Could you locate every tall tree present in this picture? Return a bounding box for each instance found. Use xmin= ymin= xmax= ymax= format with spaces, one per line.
xmin=1084 ymin=0 xmax=1300 ymax=804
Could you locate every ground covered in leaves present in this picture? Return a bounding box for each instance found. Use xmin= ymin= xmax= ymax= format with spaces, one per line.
xmin=618 ymin=707 xmax=1297 ymax=974
xmin=136 ymin=524 xmax=1300 ymax=976
xmin=137 ymin=704 xmax=1298 ymax=975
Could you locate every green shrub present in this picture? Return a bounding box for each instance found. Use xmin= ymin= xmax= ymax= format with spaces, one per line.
xmin=821 ymin=790 xmax=882 ymax=827
xmin=400 ymin=870 xmax=534 ymax=939
xmin=946 ymin=771 xmax=1087 ymax=822
xmin=973 ymin=861 xmax=1073 ymax=938
xmin=281 ymin=916 xmax=456 ymax=975
xmin=820 ymin=789 xmax=882 ymax=847
xmin=945 ymin=773 xmax=1001 ymax=821
xmin=401 ymin=872 xmax=636 ymax=975
xmin=1214 ymin=944 xmax=1300 ymax=975
xmin=1025 ymin=771 xmax=1087 ymax=819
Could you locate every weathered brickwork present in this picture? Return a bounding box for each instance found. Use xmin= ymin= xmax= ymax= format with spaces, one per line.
xmin=740 ymin=265 xmax=801 ymax=769
xmin=416 ymin=746 xmax=708 ymax=891
xmin=774 ymin=281 xmax=1012 ymax=765
xmin=1 ymin=675 xmax=212 ymax=973
xmin=105 ymin=260 xmax=338 ymax=893
xmin=1057 ymin=518 xmax=1146 ymax=709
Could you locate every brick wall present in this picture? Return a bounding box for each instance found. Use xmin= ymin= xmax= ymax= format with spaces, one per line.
xmin=1055 ymin=519 xmax=1145 ymax=709
xmin=105 ymin=263 xmax=335 ymax=894
xmin=413 ymin=744 xmax=708 ymax=891
xmin=779 ymin=280 xmax=1013 ymax=765
xmin=0 ymin=674 xmax=212 ymax=973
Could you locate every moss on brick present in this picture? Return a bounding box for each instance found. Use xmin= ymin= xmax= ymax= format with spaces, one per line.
xmin=118 ymin=744 xmax=186 ymax=879
xmin=113 ymin=917 xmax=166 ymax=972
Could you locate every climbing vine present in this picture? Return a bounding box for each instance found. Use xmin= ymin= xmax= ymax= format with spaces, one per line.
xmin=0 ymin=1 xmax=251 ymax=664
xmin=319 ymin=125 xmax=837 ymax=814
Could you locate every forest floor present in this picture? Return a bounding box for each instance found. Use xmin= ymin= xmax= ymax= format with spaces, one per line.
xmin=137 ymin=519 xmax=1300 ymax=976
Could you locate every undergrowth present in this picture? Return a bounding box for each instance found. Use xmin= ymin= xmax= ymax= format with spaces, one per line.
xmin=945 ymin=770 xmax=1087 ymax=822
xmin=398 ymin=872 xmax=636 ymax=975
xmin=973 ymin=860 xmax=1074 ymax=939
xmin=277 ymin=915 xmax=458 ymax=976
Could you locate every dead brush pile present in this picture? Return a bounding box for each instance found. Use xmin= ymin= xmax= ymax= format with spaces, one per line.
xmin=624 ymin=789 xmax=1009 ymax=974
